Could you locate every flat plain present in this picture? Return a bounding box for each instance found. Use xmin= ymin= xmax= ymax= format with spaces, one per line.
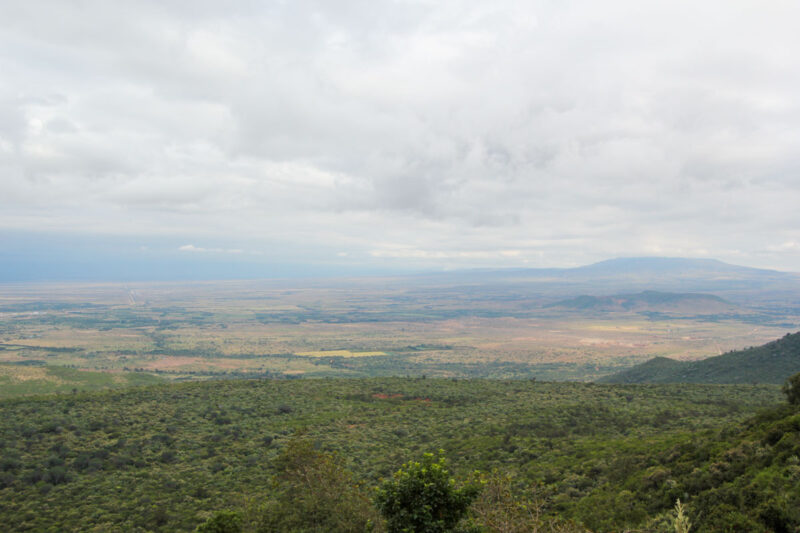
xmin=1 ymin=272 xmax=797 ymax=391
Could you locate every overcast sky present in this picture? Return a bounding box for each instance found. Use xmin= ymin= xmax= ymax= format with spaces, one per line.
xmin=2 ymin=0 xmax=800 ymax=279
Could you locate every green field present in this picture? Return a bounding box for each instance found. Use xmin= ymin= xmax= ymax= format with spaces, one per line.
xmin=0 ymin=363 xmax=164 ymax=398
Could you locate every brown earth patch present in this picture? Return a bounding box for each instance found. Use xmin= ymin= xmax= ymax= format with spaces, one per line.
xmin=372 ymin=393 xmax=404 ymax=400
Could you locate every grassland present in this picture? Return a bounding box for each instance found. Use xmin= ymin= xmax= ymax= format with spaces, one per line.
xmin=0 ymin=363 xmax=164 ymax=398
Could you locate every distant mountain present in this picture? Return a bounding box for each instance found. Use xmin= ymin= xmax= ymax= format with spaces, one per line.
xmin=395 ymin=257 xmax=800 ymax=314
xmin=569 ymin=257 xmax=781 ymax=277
xmin=598 ymin=331 xmax=800 ymax=384
xmin=546 ymin=290 xmax=737 ymax=314
xmin=411 ymin=257 xmax=799 ymax=297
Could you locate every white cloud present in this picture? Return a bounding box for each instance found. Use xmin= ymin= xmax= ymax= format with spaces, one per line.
xmin=1 ymin=1 xmax=800 ymax=271
xmin=179 ymin=244 xmax=242 ymax=254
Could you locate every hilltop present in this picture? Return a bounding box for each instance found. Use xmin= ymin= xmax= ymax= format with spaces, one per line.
xmin=599 ymin=331 xmax=800 ymax=384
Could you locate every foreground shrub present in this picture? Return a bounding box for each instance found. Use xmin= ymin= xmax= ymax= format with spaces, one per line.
xmin=467 ymin=471 xmax=587 ymax=533
xmin=375 ymin=451 xmax=480 ymax=533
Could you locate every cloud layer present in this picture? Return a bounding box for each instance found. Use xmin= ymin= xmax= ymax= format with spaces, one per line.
xmin=2 ymin=1 xmax=800 ymax=272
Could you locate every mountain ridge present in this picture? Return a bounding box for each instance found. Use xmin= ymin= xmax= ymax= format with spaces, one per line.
xmin=545 ymin=290 xmax=737 ymax=313
xmin=413 ymin=256 xmax=797 ymax=284
xmin=407 ymin=257 xmax=800 ymax=302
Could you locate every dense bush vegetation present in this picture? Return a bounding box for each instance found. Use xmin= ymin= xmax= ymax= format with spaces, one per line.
xmin=254 ymin=437 xmax=381 ymax=532
xmin=0 ymin=378 xmax=795 ymax=531
xmin=602 ymin=331 xmax=800 ymax=384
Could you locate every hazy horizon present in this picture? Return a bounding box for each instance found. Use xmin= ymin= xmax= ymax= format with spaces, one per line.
xmin=1 ymin=239 xmax=796 ymax=283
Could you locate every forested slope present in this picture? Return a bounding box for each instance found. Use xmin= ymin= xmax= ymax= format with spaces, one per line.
xmin=600 ymin=331 xmax=800 ymax=384
xmin=574 ymin=400 xmax=800 ymax=531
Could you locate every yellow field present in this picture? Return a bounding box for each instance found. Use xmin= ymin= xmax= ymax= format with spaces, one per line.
xmin=0 ymin=365 xmax=63 ymax=384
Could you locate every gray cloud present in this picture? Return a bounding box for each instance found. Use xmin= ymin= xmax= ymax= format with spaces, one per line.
xmin=1 ymin=0 xmax=800 ymax=272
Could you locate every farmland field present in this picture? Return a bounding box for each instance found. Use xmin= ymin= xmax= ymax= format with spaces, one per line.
xmin=295 ymin=350 xmax=389 ymax=357
xmin=0 ymin=364 xmax=164 ymax=398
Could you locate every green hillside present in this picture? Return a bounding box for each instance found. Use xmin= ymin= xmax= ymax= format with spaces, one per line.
xmin=576 ymin=399 xmax=800 ymax=532
xmin=0 ymin=377 xmax=790 ymax=532
xmin=600 ymin=331 xmax=800 ymax=384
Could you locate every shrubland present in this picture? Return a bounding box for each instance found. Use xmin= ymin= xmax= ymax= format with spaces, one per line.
xmin=1 ymin=376 xmax=798 ymax=531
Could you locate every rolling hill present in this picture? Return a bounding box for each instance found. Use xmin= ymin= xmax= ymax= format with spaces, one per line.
xmin=599 ymin=331 xmax=800 ymax=384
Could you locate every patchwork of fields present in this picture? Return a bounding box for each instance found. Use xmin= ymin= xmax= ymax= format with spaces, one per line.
xmin=0 ymin=278 xmax=797 ymax=390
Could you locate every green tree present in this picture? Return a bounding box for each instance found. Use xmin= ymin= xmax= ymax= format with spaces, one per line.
xmin=375 ymin=452 xmax=480 ymax=533
xmin=256 ymin=437 xmax=381 ymax=533
xmin=783 ymin=372 xmax=800 ymax=405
